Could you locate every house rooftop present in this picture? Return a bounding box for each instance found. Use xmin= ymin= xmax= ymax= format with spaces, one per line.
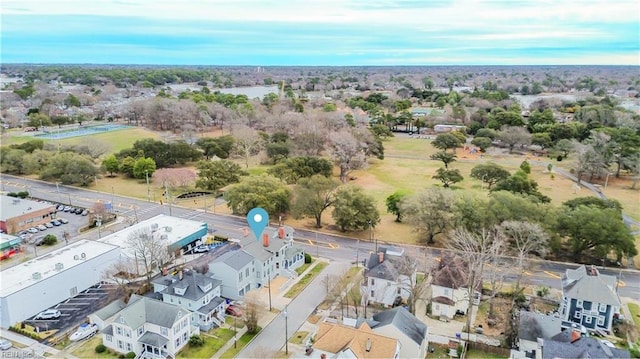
xmin=518 ymin=311 xmax=562 ymax=342
xmin=213 ymin=249 xmax=253 ymax=270
xmin=114 ymin=294 xmax=189 ymax=330
xmin=158 ymin=271 xmax=221 ymax=302
xmin=0 ymin=239 xmax=120 ymax=297
xmin=562 ymin=266 xmax=620 ymax=306
xmin=370 ymin=307 xmax=428 ymax=346
xmin=98 ymin=214 xmax=207 ymax=257
xmin=0 ymin=195 xmax=56 ymax=221
xmin=543 ymin=330 xmax=630 ymax=358
xmin=431 ymin=252 xmax=476 ymax=290
xmin=313 ymin=321 xmax=398 ymax=358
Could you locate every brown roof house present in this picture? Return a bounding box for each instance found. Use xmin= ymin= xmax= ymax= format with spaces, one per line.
xmin=311 ymin=321 xmax=401 ymax=358
xmin=430 ymin=252 xmax=481 ymax=320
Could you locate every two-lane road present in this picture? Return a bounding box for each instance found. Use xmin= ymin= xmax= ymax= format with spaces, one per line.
xmin=2 ymin=174 xmax=639 ymax=298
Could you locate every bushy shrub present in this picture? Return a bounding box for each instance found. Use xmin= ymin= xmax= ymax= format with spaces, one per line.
xmin=125 ymin=352 xmax=136 ymax=358
xmin=95 ymin=344 xmax=107 ymax=353
xmin=304 ymin=253 xmax=312 ymax=263
xmin=189 ymin=335 xmax=204 ymax=347
xmin=42 ymin=234 xmax=58 ymax=246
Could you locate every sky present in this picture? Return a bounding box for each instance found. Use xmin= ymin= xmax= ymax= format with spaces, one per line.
xmin=1 ymin=0 xmax=639 ymax=66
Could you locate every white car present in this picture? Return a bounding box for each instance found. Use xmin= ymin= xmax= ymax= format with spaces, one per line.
xmin=193 ymin=245 xmax=210 ymax=253
xmin=69 ymin=323 xmax=98 ymax=341
xmin=34 ymin=309 xmax=61 ymax=320
xmin=0 ymin=339 xmax=12 ymax=350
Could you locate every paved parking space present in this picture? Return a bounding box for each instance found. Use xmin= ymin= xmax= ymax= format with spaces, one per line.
xmin=24 ymin=283 xmax=119 ymax=334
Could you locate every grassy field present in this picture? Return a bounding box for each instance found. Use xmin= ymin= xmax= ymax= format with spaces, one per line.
xmin=295 ymin=257 xmax=315 ymax=275
xmin=629 ymin=303 xmax=640 ymax=328
xmin=284 ymin=262 xmax=328 ymax=298
xmin=289 ymin=331 xmax=309 ymax=345
xmin=465 ymin=349 xmax=509 ymax=358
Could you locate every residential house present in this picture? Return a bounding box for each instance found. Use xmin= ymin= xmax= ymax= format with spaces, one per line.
xmin=430 ymin=252 xmax=480 ymax=320
xmin=537 ymin=328 xmax=630 ymax=359
xmin=559 ymin=265 xmax=621 ymax=333
xmin=512 ymin=311 xmax=562 ymax=358
xmin=311 ymin=321 xmax=401 ymax=359
xmin=208 ymin=250 xmax=255 ymax=300
xmin=362 ymin=247 xmax=414 ymax=307
xmin=101 ymin=295 xmax=197 ymax=359
xmin=368 ymin=307 xmax=428 ymax=359
xmin=89 ymin=299 xmax=127 ymax=330
xmin=152 ymin=269 xmax=225 ymax=331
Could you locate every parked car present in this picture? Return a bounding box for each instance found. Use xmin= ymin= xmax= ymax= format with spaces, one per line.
xmin=57 ymin=205 xmax=65 ymax=212
xmin=27 ymin=227 xmax=39 ymax=234
xmin=44 ymin=222 xmax=54 ymax=228
xmin=193 ymin=245 xmax=210 ymax=253
xmin=63 ymin=206 xmax=72 ymax=212
xmin=74 ymin=208 xmax=83 ymax=215
xmin=81 ymin=209 xmax=89 ymax=216
xmin=225 ymin=305 xmax=243 ymax=317
xmin=37 ymin=224 xmax=47 ymax=231
xmin=0 ymin=339 xmax=12 ymax=350
xmin=51 ymin=220 xmax=61 ymax=226
xmin=59 ymin=218 xmax=69 ymax=224
xmin=69 ymin=323 xmax=98 ymax=341
xmin=33 ymin=237 xmax=45 ymax=246
xmin=34 ymin=309 xmax=61 ymax=320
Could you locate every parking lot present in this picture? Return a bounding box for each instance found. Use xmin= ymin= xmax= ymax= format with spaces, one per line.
xmin=25 ymin=283 xmax=119 ymax=334
xmin=17 ymin=200 xmax=93 ymax=247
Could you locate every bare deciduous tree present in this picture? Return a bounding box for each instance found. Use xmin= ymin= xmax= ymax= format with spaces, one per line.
xmin=243 ymin=291 xmax=265 ymax=334
xmin=330 ymin=130 xmax=366 ymax=183
xmin=446 ymin=227 xmax=506 ymax=339
xmin=153 ymin=168 xmax=197 ymax=189
xmin=126 ymin=227 xmax=174 ymax=289
xmin=232 ymin=125 xmax=264 ymax=168
xmin=102 ymin=257 xmax=141 ymax=302
xmin=498 ymin=126 xmax=532 ymax=153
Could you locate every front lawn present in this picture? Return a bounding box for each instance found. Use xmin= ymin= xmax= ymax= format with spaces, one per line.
xmin=71 ymin=337 xmax=119 ymax=358
xmin=295 ymin=257 xmax=315 ymax=275
xmin=284 ymin=262 xmax=328 ymax=298
xmin=177 ymin=328 xmax=234 ymax=358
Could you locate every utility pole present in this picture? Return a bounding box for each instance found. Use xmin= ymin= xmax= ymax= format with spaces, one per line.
xmin=234 ymin=316 xmax=237 ymax=348
xmin=96 ymin=215 xmax=103 ymax=239
xmin=165 ymin=181 xmax=172 ymax=216
xmin=145 ymin=170 xmax=150 ymax=202
xmin=268 ymin=275 xmax=272 ymax=311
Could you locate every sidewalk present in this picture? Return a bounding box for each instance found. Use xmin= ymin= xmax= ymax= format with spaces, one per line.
xmin=0 ymin=328 xmax=74 ymax=358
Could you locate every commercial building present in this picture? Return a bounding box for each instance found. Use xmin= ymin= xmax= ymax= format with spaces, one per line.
xmin=0 ymin=239 xmax=121 ymax=328
xmin=0 ymin=195 xmax=57 ymax=234
xmin=0 ymin=233 xmax=22 ymax=260
xmin=99 ymin=214 xmax=208 ymax=258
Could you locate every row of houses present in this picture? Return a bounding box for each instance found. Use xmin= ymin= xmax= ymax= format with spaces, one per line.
xmin=0 ymin=214 xmax=305 ymax=359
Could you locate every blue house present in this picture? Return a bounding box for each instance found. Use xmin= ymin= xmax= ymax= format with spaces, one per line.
xmin=559 ymin=266 xmax=621 ymax=334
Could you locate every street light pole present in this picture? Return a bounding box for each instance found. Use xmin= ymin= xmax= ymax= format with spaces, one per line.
xmin=234 ymin=316 xmax=237 ymax=348
xmin=284 ymin=304 xmax=289 ymax=355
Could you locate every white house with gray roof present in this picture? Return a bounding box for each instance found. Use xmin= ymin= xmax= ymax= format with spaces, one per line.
xmin=362 ymin=247 xmax=414 ymax=308
xmin=207 ymin=226 xmax=304 ymax=300
xmin=559 ymin=265 xmax=621 ymax=333
xmin=152 ymin=270 xmax=225 ymax=331
xmin=208 ymin=250 xmax=255 ymax=300
xmin=101 ymin=295 xmax=196 ymax=359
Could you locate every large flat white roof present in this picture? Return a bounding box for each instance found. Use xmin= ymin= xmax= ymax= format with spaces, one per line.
xmin=0 ymin=195 xmax=56 ymax=221
xmin=0 ymin=239 xmax=120 ymax=297
xmin=98 ymin=214 xmax=206 ymax=258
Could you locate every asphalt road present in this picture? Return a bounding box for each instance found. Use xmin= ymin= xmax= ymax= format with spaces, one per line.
xmin=1 ymin=174 xmax=639 ymax=300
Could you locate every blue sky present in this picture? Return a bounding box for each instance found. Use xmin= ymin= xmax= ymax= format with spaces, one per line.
xmin=1 ymin=0 xmax=638 ymax=65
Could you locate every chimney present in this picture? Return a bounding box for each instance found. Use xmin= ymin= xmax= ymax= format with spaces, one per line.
xmin=378 ymin=252 xmax=384 ymax=263
xmin=365 ymin=338 xmax=372 ymax=352
xmin=278 ymin=227 xmax=285 ymax=239
xmin=263 ymin=232 xmax=269 ymax=247
xmin=570 ymin=329 xmax=581 ymax=343
xmin=321 ymin=354 xmax=327 ymax=359
xmin=162 ymin=267 xmax=168 ymax=276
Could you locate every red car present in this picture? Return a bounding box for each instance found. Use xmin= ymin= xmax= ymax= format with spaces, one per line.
xmin=225 ymin=304 xmax=243 ymax=317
